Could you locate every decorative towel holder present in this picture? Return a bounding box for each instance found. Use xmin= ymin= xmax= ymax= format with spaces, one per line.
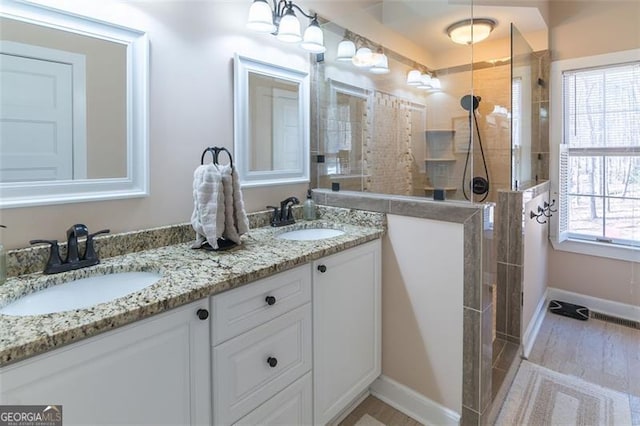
xmin=194 ymin=146 xmax=238 ymax=252
xmin=201 ymin=146 xmax=234 ymax=169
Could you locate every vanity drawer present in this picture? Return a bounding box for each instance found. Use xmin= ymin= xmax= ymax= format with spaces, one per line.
xmin=233 ymin=372 xmax=312 ymax=426
xmin=213 ymin=304 xmax=312 ymax=425
xmin=211 ymin=264 xmax=311 ymax=345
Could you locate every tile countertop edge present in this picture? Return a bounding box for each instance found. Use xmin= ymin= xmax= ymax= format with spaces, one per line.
xmin=0 ymin=221 xmax=384 ymax=367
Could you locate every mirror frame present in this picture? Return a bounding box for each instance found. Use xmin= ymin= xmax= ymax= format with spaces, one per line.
xmin=234 ymin=54 xmax=309 ymax=188
xmin=0 ymin=0 xmax=149 ymax=208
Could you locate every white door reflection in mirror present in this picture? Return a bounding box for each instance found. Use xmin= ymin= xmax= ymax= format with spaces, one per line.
xmin=234 ymin=54 xmax=309 ymax=188
xmin=1 ymin=41 xmax=85 ymax=182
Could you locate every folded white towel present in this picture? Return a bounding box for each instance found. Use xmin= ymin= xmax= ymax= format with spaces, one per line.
xmin=191 ymin=164 xmax=224 ymax=249
xmin=219 ymin=164 xmax=241 ymax=245
xmin=231 ymin=166 xmax=250 ymax=235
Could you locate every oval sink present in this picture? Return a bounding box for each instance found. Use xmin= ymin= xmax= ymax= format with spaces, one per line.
xmin=0 ymin=271 xmax=162 ymax=316
xmin=277 ymin=228 xmax=345 ymax=241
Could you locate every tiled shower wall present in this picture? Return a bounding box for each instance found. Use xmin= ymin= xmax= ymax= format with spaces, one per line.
xmin=531 ymin=50 xmax=551 ymax=182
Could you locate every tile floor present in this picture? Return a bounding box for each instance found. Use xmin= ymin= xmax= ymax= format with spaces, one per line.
xmin=527 ymin=312 xmax=640 ymax=425
xmin=338 ymin=395 xmax=421 ymax=426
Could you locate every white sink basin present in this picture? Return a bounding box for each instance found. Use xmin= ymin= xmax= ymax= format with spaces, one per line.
xmin=0 ymin=271 xmax=162 ymax=316
xmin=277 ymin=228 xmax=345 ymax=241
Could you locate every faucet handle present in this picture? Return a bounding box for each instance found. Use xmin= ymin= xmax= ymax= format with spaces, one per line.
xmin=30 ymin=239 xmax=62 ymax=274
xmin=84 ymin=229 xmax=110 ymax=261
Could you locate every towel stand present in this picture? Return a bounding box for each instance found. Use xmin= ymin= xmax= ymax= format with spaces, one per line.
xmin=201 ymin=146 xmax=234 ymax=169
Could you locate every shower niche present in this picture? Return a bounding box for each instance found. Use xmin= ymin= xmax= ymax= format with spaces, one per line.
xmin=424 ymin=130 xmax=457 ymax=194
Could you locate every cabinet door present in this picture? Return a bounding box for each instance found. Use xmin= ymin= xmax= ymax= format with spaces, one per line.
xmin=313 ymin=239 xmax=381 ymax=425
xmin=0 ymin=300 xmax=211 ymax=426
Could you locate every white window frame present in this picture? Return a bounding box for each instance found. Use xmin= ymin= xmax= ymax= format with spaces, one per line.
xmin=550 ymin=48 xmax=640 ymax=262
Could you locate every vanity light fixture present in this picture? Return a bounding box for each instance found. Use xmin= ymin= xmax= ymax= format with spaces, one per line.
xmin=247 ymin=0 xmax=326 ymax=53
xmin=406 ymin=69 xmax=441 ymax=91
xmin=446 ymin=18 xmax=496 ymax=45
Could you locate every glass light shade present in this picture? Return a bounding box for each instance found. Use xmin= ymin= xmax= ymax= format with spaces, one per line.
xmin=447 ymin=19 xmax=495 ymax=45
xmin=417 ymin=73 xmax=432 ymax=89
xmin=300 ymin=21 xmax=326 ymax=53
xmin=407 ymin=70 xmax=422 ymax=85
xmin=352 ymin=47 xmax=373 ymax=67
xmin=369 ymin=53 xmax=390 ymax=74
xmin=247 ymin=0 xmax=276 ymax=33
xmin=277 ymin=9 xmax=302 ymax=43
xmin=430 ymin=77 xmax=441 ymax=89
xmin=336 ymin=40 xmax=356 ymax=61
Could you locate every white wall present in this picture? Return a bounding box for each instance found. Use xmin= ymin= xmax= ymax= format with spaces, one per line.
xmin=382 ymin=214 xmax=464 ymax=413
xmin=0 ymin=1 xmax=311 ymax=249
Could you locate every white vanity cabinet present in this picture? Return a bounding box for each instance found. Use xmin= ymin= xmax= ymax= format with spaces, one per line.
xmin=312 ymin=239 xmax=382 ymax=425
xmin=211 ymin=264 xmax=313 ymax=426
xmin=0 ymin=299 xmax=211 ymax=426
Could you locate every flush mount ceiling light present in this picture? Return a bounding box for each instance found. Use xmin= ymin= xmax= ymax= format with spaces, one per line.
xmin=247 ymin=0 xmax=326 ymax=53
xmin=446 ymin=18 xmax=496 ymax=45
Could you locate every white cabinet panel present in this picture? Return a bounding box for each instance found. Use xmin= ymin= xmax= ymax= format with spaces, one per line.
xmin=213 ymin=304 xmax=312 ymax=425
xmin=0 ymin=300 xmax=211 ymax=426
xmin=211 ymin=264 xmax=311 ymax=345
xmin=234 ymin=372 xmax=312 ymax=426
xmin=313 ymin=239 xmax=381 ymax=425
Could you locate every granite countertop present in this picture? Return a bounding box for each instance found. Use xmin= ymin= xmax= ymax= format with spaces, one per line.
xmin=0 ymin=218 xmax=384 ymax=367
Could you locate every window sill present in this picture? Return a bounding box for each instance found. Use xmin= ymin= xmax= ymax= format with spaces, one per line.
xmin=550 ymin=238 xmax=640 ymax=263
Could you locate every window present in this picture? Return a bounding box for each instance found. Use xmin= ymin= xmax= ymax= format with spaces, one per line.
xmin=559 ymin=61 xmax=640 ymax=247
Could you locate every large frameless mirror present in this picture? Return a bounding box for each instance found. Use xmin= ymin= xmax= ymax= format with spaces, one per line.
xmin=0 ymin=0 xmax=149 ymax=208
xmin=234 ymin=54 xmax=310 ymax=187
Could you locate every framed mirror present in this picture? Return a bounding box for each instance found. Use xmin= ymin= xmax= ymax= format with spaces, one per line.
xmin=234 ymin=54 xmax=309 ymax=187
xmin=0 ymin=0 xmax=149 ymax=208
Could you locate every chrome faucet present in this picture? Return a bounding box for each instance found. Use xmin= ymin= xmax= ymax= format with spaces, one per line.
xmin=267 ymin=197 xmax=300 ymax=227
xmin=30 ymin=224 xmax=110 ymax=274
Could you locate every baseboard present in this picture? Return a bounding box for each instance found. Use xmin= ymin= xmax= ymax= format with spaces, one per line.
xmin=369 ymin=375 xmax=460 ymax=426
xmin=522 ymin=289 xmax=548 ymax=359
xmin=547 ymin=287 xmax=640 ymax=322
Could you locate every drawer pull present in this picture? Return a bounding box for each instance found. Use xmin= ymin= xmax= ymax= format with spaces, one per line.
xmin=267 ymin=357 xmax=278 ymax=368
xmin=265 ymin=295 xmax=277 ymax=306
xmin=196 ymin=309 xmax=209 ymax=320
xmin=317 ymin=264 xmax=327 ymax=273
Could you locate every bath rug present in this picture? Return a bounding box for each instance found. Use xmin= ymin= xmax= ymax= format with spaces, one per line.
xmin=495 ymin=360 xmax=632 ymax=426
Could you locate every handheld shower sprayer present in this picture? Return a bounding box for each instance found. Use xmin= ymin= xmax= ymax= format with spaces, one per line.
xmin=460 ymin=94 xmax=490 ymax=202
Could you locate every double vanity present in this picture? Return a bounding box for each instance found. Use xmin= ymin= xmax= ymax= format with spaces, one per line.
xmin=0 ymin=207 xmax=384 ymax=425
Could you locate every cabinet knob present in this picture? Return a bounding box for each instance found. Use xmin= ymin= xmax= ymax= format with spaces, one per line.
xmin=267 ymin=357 xmax=278 ymax=368
xmin=265 ymin=295 xmax=277 ymax=306
xmin=196 ymin=309 xmax=209 ymax=320
xmin=317 ymin=264 xmax=327 ymax=273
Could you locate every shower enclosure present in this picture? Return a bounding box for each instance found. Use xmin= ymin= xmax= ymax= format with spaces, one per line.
xmin=311 ymin=18 xmax=547 ymax=205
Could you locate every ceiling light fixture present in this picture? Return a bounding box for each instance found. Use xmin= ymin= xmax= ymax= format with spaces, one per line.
xmin=247 ymin=0 xmax=326 ymax=53
xmin=446 ymin=18 xmax=496 ymax=45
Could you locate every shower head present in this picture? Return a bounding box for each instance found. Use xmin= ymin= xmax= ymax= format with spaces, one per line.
xmin=460 ymin=94 xmax=481 ymax=112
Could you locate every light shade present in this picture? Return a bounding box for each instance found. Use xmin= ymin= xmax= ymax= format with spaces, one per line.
xmin=336 ymin=39 xmax=356 ymax=61
xmin=352 ymin=47 xmax=373 ymax=67
xmin=446 ymin=18 xmax=496 ymax=45
xmin=430 ymin=77 xmax=441 ymax=89
xmin=277 ymin=8 xmax=302 ymax=43
xmin=301 ymin=19 xmax=326 ymax=53
xmin=247 ymin=0 xmax=276 ymax=33
xmin=417 ymin=73 xmax=432 ymax=89
xmin=369 ymin=53 xmax=390 ymax=74
xmin=407 ymin=70 xmax=422 ymax=85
